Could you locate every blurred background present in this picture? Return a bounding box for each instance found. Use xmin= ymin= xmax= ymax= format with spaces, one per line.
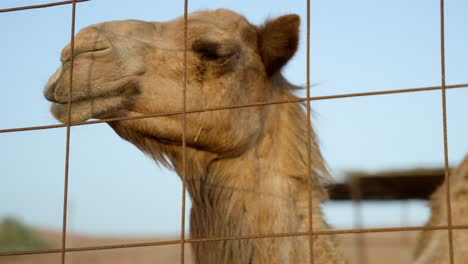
xmin=0 ymin=0 xmax=467 ymax=263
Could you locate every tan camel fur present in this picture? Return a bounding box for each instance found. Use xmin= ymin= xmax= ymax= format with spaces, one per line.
xmin=414 ymin=155 xmax=468 ymax=264
xmin=44 ymin=9 xmax=345 ymax=263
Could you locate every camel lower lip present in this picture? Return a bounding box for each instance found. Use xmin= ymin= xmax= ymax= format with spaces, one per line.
xmin=50 ymin=101 xmax=76 ymax=115
xmin=52 ymin=97 xmax=93 ymax=106
xmin=50 ymin=96 xmax=102 ymax=117
xmin=51 ymin=95 xmax=113 ymax=108
xmin=49 ymin=90 xmax=135 ymax=124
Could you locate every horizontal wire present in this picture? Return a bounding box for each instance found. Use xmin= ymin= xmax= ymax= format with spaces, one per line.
xmin=0 ymin=0 xmax=89 ymax=13
xmin=0 ymin=123 xmax=67 ymax=133
xmin=2 ymin=223 xmax=468 ymax=257
xmin=309 ymin=83 xmax=468 ymax=100
xmin=1 ymin=83 xmax=467 ymax=135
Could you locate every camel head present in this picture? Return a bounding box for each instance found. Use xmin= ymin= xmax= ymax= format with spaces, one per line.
xmin=44 ymin=9 xmax=300 ymax=156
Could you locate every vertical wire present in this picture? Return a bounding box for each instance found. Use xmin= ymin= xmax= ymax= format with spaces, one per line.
xmin=306 ymin=0 xmax=315 ymax=263
xmin=180 ymin=0 xmax=189 ymax=263
xmin=61 ymin=0 xmax=77 ymax=263
xmin=439 ymin=0 xmax=455 ymax=263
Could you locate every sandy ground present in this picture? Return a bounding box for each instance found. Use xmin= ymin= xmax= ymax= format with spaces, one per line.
xmin=1 ymin=229 xmax=420 ymax=264
xmin=338 ymin=231 xmax=420 ymax=264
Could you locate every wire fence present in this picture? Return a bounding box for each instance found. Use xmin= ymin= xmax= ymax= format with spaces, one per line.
xmin=0 ymin=0 xmax=466 ymax=263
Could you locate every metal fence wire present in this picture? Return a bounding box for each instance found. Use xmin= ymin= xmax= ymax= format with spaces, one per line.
xmin=0 ymin=0 xmax=467 ymax=264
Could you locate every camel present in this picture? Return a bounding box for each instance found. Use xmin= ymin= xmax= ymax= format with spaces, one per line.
xmin=43 ymin=9 xmax=345 ymax=263
xmin=414 ymin=155 xmax=468 ymax=263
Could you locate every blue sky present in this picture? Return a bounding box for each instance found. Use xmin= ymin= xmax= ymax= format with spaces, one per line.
xmin=0 ymin=0 xmax=467 ymax=245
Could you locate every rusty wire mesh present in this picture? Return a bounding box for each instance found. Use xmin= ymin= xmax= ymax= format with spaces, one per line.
xmin=0 ymin=0 xmax=466 ymax=263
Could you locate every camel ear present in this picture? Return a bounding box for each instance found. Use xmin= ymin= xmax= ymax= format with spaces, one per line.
xmin=258 ymin=14 xmax=300 ymax=76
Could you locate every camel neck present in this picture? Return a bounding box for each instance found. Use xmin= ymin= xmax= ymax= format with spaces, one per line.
xmin=185 ymin=85 xmax=332 ymax=263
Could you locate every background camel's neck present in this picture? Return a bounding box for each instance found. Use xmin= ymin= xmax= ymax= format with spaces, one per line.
xmin=427 ymin=156 xmax=468 ymax=225
xmin=413 ymin=156 xmax=468 ymax=263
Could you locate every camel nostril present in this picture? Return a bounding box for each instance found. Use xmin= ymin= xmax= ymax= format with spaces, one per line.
xmin=78 ymin=45 xmax=111 ymax=57
xmin=61 ymin=26 xmax=111 ymax=63
xmin=61 ymin=43 xmax=111 ymax=64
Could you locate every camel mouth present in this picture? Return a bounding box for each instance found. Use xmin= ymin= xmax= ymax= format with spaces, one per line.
xmin=50 ymin=83 xmax=134 ymax=105
xmin=49 ymin=82 xmax=140 ymax=123
xmin=49 ymin=81 xmax=139 ymax=114
xmin=44 ymin=80 xmax=122 ymax=105
xmin=49 ymin=93 xmax=120 ymax=122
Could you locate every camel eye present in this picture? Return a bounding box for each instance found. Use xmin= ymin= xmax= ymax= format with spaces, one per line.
xmin=192 ymin=39 xmax=238 ymax=62
xmin=192 ymin=40 xmax=223 ymax=60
